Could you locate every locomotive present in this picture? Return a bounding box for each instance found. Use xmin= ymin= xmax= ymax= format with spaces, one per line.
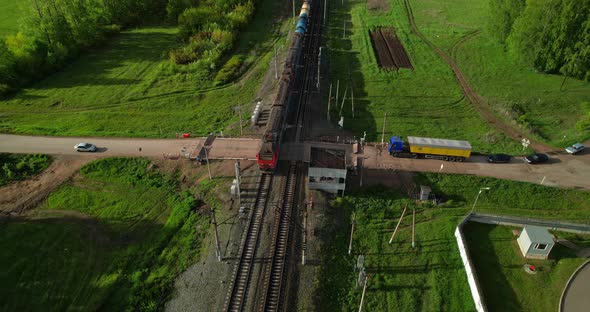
xmin=257 ymin=1 xmax=312 ymax=172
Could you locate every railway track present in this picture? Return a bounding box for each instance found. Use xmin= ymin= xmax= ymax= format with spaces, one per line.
xmin=256 ymin=0 xmax=323 ymax=310
xmin=258 ymin=161 xmax=299 ymax=311
xmin=224 ymin=173 xmax=272 ymax=312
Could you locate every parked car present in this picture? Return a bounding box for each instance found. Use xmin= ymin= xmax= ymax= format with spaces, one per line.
xmin=487 ymin=153 xmax=511 ymax=163
xmin=75 ymin=142 xmax=97 ymax=152
xmin=565 ymin=143 xmax=585 ymax=154
xmin=524 ymin=153 xmax=549 ymax=164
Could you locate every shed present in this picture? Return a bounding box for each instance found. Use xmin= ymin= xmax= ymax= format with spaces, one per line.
xmin=517 ymin=225 xmax=554 ymax=259
xmin=419 ymin=185 xmax=431 ymax=201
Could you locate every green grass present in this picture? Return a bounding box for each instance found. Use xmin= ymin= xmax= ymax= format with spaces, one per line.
xmin=0 ymin=153 xmax=51 ymax=186
xmin=0 ymin=0 xmax=21 ymax=37
xmin=317 ymin=187 xmax=475 ymax=311
xmin=463 ymin=223 xmax=587 ymax=311
xmin=325 ymin=0 xmax=523 ymax=154
xmin=409 ymin=0 xmax=590 ymax=146
xmin=0 ymin=158 xmax=209 ymax=311
xmin=0 ymin=0 xmax=288 ymax=137
xmin=315 ymin=177 xmax=590 ymax=311
xmin=415 ymin=172 xmax=590 ymax=221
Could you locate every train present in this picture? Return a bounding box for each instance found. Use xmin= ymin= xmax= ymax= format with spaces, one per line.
xmin=257 ymin=1 xmax=312 ymax=172
xmin=388 ymin=136 xmax=472 ymax=162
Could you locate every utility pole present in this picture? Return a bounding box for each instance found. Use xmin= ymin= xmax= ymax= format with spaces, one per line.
xmin=274 ymin=46 xmax=278 ymax=80
xmin=235 ymin=161 xmax=241 ymax=207
xmin=381 ymin=113 xmax=387 ymax=146
xmin=293 ymin=0 xmax=296 ymax=24
xmin=327 ymin=83 xmax=332 ymax=121
xmin=348 ymin=212 xmax=356 ymax=254
xmin=204 ymin=146 xmax=212 ymax=179
xmin=339 ymin=87 xmax=348 ymax=116
xmin=335 ymin=80 xmax=340 ymax=110
xmin=389 ymin=203 xmax=407 ymax=244
xmin=323 ymin=0 xmax=327 ymax=25
xmin=412 ymin=205 xmax=416 ymax=248
xmin=317 ymin=47 xmax=322 ymax=90
xmin=351 ymin=86 xmax=355 ymax=119
xmin=302 ymin=202 xmax=308 ymax=265
xmin=211 ymin=209 xmax=222 ymax=261
xmin=358 ymin=275 xmax=369 ymax=312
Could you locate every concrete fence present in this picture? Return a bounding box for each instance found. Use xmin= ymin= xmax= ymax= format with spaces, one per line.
xmin=455 ymin=215 xmax=487 ymax=312
xmin=456 ymin=212 xmax=590 ymax=312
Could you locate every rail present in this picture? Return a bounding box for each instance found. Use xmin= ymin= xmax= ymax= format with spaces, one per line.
xmin=224 ymin=173 xmax=273 ymax=312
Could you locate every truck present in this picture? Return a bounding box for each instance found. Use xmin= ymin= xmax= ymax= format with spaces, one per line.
xmin=388 ymin=136 xmax=472 ymax=162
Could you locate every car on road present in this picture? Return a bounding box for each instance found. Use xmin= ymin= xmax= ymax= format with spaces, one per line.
xmin=75 ymin=142 xmax=97 ymax=152
xmin=565 ymin=143 xmax=585 ymax=154
xmin=487 ymin=153 xmax=511 ymax=163
xmin=524 ymin=153 xmax=549 ymax=164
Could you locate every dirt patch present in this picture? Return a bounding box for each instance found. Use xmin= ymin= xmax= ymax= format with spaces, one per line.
xmin=0 ymin=155 xmax=98 ymax=216
xmin=367 ymin=0 xmax=390 ymax=11
xmin=369 ymin=27 xmax=413 ymax=70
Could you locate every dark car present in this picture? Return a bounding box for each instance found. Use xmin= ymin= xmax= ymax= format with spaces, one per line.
xmin=487 ymin=153 xmax=511 ymax=163
xmin=524 ymin=153 xmax=549 ymax=164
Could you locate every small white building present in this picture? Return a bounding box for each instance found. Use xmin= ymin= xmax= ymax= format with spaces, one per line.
xmin=308 ymin=148 xmax=347 ymax=194
xmin=517 ymin=225 xmax=554 ymax=259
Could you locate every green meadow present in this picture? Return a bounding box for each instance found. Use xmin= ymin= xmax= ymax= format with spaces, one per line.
xmin=0 ymin=158 xmax=212 ymax=310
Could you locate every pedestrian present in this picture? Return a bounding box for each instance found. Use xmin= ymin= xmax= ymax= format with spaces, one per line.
xmin=139 ymin=147 xmax=142 ymax=152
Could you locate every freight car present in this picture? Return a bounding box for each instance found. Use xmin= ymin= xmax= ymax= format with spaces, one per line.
xmin=257 ymin=1 xmax=312 ymax=172
xmin=388 ymin=136 xmax=471 ymax=162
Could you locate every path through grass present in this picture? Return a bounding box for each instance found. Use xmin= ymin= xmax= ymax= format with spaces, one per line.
xmin=325 ymin=0 xmax=522 ymax=154
xmin=409 ymin=0 xmax=590 ymax=146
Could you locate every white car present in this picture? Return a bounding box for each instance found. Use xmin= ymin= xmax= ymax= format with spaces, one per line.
xmin=565 ymin=143 xmax=585 ymax=154
xmin=75 ymin=142 xmax=97 ymax=152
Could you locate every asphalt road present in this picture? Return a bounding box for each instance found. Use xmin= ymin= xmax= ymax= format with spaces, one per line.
xmin=0 ymin=134 xmax=260 ymax=160
xmin=1 ymin=134 xmax=590 ymax=190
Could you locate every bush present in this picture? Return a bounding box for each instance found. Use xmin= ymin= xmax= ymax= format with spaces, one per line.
xmin=0 ymin=154 xmax=52 ymax=186
xmin=214 ymin=55 xmax=244 ymax=84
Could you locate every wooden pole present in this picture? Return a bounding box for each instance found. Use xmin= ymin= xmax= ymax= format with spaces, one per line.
xmin=211 ymin=209 xmax=222 ymax=261
xmin=327 ymin=83 xmax=332 ymax=121
xmin=358 ymin=275 xmax=369 ymax=312
xmin=389 ymin=203 xmax=407 ymax=244
xmin=351 ymin=86 xmax=355 ymax=119
xmin=348 ymin=212 xmax=356 ymax=254
xmin=339 ymin=87 xmax=348 ymax=116
xmin=335 ymin=80 xmax=340 ymax=110
xmin=412 ymin=205 xmax=416 ymax=248
xmin=381 ymin=113 xmax=387 ymax=146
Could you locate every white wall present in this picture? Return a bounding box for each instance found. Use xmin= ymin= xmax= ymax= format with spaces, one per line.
xmin=455 ymin=217 xmax=488 ymax=312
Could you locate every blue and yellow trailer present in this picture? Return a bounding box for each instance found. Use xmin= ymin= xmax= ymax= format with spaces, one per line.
xmin=389 ymin=136 xmax=471 ymax=162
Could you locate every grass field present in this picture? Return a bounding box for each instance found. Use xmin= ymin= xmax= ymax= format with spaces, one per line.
xmin=324 ymin=0 xmax=523 ymax=154
xmin=0 ymin=153 xmax=51 ymax=186
xmin=414 ymin=172 xmax=590 ymax=221
xmin=409 ymin=0 xmax=590 ymax=147
xmin=0 ymin=0 xmax=20 ymax=37
xmin=0 ymin=158 xmax=210 ymax=310
xmin=463 ymin=223 xmax=588 ymax=311
xmin=0 ymin=0 xmax=288 ymax=138
xmin=317 ymin=187 xmax=475 ymax=311
xmin=315 ymin=176 xmax=590 ymax=311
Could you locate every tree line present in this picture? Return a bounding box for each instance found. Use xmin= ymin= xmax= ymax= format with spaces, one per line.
xmin=488 ymin=0 xmax=589 ymax=81
xmin=0 ymin=0 xmax=256 ymax=96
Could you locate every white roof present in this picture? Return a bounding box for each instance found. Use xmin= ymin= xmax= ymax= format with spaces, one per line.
xmin=523 ymin=225 xmax=553 ymax=244
xmin=408 ymin=136 xmax=472 ymax=150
